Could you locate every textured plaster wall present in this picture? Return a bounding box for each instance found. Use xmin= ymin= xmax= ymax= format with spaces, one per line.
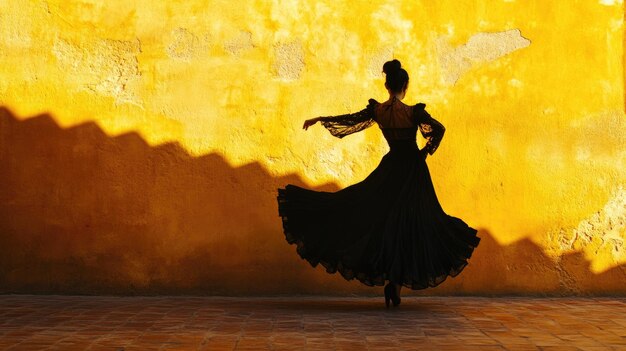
xmin=0 ymin=0 xmax=625 ymax=295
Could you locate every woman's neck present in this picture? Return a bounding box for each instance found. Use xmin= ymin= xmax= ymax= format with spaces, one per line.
xmin=387 ymin=89 xmax=406 ymax=101
xmin=388 ymin=93 xmax=405 ymax=102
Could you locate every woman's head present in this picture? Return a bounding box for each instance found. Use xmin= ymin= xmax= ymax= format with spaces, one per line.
xmin=383 ymin=59 xmax=409 ymax=94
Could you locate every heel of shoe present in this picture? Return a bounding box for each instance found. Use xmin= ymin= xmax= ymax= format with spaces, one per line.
xmin=384 ymin=284 xmax=391 ymax=308
xmin=384 ymin=283 xmax=392 ymax=308
xmin=393 ymin=287 xmax=401 ymax=307
xmin=386 ymin=282 xmax=401 ymax=307
xmin=393 ymin=296 xmax=401 ymax=307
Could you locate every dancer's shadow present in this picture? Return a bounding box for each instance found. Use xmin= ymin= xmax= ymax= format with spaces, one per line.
xmin=0 ymin=107 xmax=624 ymax=295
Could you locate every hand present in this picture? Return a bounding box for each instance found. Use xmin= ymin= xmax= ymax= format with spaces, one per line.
xmin=303 ymin=117 xmax=321 ymax=130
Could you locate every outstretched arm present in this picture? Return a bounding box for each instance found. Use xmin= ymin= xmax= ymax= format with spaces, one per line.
xmin=304 ymin=99 xmax=379 ymax=138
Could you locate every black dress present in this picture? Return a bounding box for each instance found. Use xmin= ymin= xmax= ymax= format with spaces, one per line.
xmin=277 ymin=98 xmax=480 ymax=290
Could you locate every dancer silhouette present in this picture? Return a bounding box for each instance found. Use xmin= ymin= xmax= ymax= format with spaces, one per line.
xmin=277 ymin=59 xmax=480 ymax=307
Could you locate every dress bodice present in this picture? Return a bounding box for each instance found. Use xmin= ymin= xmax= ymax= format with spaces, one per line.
xmin=374 ymin=98 xmax=419 ymax=146
xmin=318 ymin=98 xmax=446 ymax=156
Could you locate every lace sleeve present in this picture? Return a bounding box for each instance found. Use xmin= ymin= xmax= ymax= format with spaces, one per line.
xmin=319 ymin=99 xmax=379 ymax=138
xmin=414 ymin=103 xmax=445 ymax=155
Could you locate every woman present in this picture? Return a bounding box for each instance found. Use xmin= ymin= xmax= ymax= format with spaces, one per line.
xmin=277 ymin=59 xmax=480 ymax=307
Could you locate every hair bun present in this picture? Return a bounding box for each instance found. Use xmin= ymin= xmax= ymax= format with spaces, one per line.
xmin=383 ymin=59 xmax=402 ymax=75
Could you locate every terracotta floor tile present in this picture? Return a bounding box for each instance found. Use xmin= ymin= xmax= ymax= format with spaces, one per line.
xmin=0 ymin=296 xmax=624 ymax=350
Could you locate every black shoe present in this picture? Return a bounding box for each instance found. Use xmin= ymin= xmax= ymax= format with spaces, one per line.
xmin=384 ymin=283 xmax=392 ymax=308
xmin=384 ymin=282 xmax=401 ymax=308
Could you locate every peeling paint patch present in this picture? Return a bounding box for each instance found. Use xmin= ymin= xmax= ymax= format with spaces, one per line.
xmin=224 ymin=31 xmax=253 ymax=56
xmin=437 ymin=29 xmax=531 ymax=85
xmin=273 ymin=41 xmax=304 ymax=81
xmin=52 ymin=37 xmax=142 ymax=106
xmin=166 ymin=28 xmax=210 ymax=61
xmin=558 ymin=186 xmax=626 ymax=271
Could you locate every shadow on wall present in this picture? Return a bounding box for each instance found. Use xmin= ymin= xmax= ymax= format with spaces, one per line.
xmin=0 ymin=107 xmax=624 ymax=295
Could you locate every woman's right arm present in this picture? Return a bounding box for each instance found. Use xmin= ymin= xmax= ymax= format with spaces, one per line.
xmin=305 ymin=99 xmax=379 ymax=138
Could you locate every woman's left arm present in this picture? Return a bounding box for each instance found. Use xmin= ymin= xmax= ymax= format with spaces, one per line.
xmin=415 ymin=104 xmax=445 ymax=155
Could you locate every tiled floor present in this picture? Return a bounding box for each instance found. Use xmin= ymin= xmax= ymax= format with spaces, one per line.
xmin=0 ymin=295 xmax=625 ymax=350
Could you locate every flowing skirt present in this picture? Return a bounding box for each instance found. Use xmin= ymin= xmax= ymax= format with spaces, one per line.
xmin=277 ymin=141 xmax=480 ymax=290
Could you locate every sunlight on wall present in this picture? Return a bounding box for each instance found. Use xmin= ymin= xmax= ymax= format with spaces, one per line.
xmin=0 ymin=0 xmax=624 ymax=294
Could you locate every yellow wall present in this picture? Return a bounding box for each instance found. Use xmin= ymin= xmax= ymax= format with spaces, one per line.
xmin=0 ymin=0 xmax=625 ymax=295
